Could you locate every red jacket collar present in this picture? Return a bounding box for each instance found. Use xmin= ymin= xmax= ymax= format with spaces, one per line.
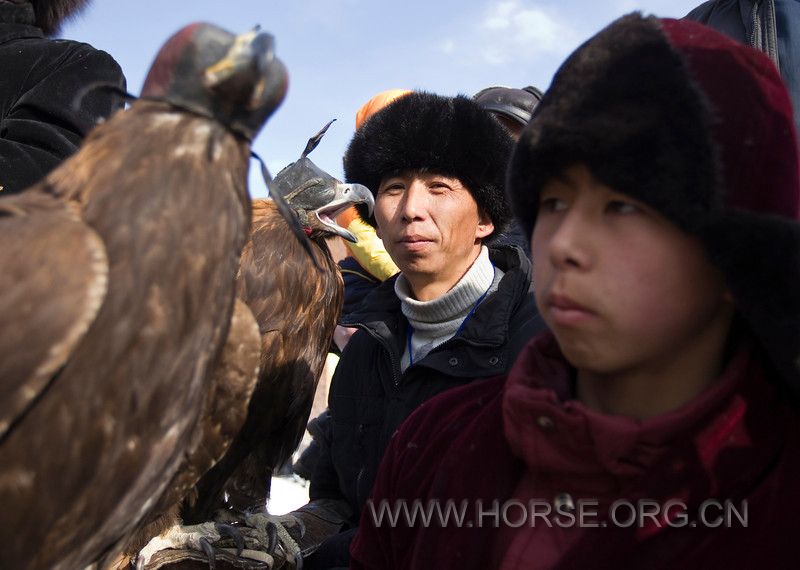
xmin=503 ymin=332 xmax=786 ymax=506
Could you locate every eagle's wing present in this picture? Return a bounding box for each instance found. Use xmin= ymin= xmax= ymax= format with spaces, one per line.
xmin=175 ymin=297 xmax=262 ymax=506
xmin=119 ymin=298 xmax=262 ymax=560
xmin=241 ymin=200 xmax=340 ymax=362
xmin=225 ymin=201 xmax=342 ymax=498
xmin=0 ymin=191 xmax=108 ymax=439
xmin=185 ymin=200 xmax=342 ymax=520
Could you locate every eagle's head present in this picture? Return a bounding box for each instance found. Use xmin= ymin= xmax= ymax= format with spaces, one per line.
xmin=272 ymin=157 xmax=374 ymax=243
xmin=140 ymin=22 xmax=288 ymax=141
xmin=271 ymin=121 xmax=374 ymax=243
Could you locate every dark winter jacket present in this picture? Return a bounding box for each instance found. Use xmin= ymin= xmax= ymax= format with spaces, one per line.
xmin=338 ymin=256 xmax=380 ymax=319
xmin=0 ymin=2 xmax=125 ymax=194
xmin=351 ymin=332 xmax=800 ymax=569
xmin=684 ymin=0 xmax=800 ymax=139
xmin=304 ymin=246 xmax=544 ymax=565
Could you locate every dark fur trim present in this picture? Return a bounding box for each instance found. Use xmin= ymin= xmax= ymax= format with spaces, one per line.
xmin=344 ymin=92 xmax=514 ymax=233
xmin=508 ymin=13 xmax=718 ymax=240
xmin=700 ymin=212 xmax=800 ymax=398
xmin=29 ymin=0 xmax=90 ymax=35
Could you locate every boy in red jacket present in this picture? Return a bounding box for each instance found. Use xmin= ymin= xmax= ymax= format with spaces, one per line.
xmin=350 ymin=13 xmax=800 ymax=570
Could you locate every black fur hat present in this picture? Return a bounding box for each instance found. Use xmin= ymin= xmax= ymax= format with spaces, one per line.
xmin=508 ymin=13 xmax=800 ymax=394
xmin=29 ymin=0 xmax=90 ymax=35
xmin=344 ymin=91 xmax=514 ymax=233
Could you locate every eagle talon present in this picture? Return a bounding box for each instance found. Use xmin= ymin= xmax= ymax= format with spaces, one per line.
xmin=215 ymin=522 xmax=245 ymax=557
xmin=199 ymin=537 xmax=217 ymax=570
xmin=293 ymin=517 xmax=306 ymax=540
xmin=266 ymin=521 xmax=278 ymax=555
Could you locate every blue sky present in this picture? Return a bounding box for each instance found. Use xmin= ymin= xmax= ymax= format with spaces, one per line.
xmin=61 ymin=0 xmax=703 ymax=197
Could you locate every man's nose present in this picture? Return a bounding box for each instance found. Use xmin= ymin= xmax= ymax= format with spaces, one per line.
xmin=400 ymin=180 xmax=428 ymax=222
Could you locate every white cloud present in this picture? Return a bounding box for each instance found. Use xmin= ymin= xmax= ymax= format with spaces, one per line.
xmin=477 ymin=0 xmax=578 ymax=65
xmin=483 ymin=1 xmax=515 ymax=30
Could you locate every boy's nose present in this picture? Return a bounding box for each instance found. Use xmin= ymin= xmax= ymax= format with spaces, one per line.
xmin=548 ymin=212 xmax=591 ymax=270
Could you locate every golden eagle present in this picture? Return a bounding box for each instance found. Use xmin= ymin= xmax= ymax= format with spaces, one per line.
xmin=131 ymin=125 xmax=373 ymax=569
xmin=188 ymin=124 xmax=374 ymax=522
xmin=0 ymin=22 xmax=298 ymax=570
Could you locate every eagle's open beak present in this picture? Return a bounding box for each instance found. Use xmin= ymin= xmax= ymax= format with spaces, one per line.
xmin=313 ymin=183 xmax=374 ymax=243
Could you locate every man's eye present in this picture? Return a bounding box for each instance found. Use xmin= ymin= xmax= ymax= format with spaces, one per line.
xmin=540 ymin=197 xmax=567 ymax=212
xmin=379 ymin=184 xmax=403 ymax=195
xmin=606 ymin=200 xmax=639 ymax=214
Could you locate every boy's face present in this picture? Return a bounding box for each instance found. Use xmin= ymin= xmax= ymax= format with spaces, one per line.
xmin=531 ymin=164 xmax=733 ymax=376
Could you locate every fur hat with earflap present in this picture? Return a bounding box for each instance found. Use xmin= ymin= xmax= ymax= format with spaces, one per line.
xmin=344 ymin=91 xmax=515 ymax=235
xmin=508 ymin=13 xmax=800 ymax=396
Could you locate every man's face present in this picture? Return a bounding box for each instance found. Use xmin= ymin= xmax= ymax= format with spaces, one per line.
xmin=531 ymin=164 xmax=733 ymax=376
xmin=374 ymin=171 xmax=493 ymax=296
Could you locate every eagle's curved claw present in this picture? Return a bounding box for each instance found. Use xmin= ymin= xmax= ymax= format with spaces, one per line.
xmin=198 ymin=536 xmax=217 ymax=570
xmin=265 ymin=521 xmax=278 ymax=555
xmin=215 ymin=522 xmax=245 ymax=557
xmin=135 ymin=521 xmax=227 ymax=569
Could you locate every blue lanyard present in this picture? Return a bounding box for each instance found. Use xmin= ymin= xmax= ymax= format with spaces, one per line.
xmin=407 ymin=265 xmax=495 ymax=367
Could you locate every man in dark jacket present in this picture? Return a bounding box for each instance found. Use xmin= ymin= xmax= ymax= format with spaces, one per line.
xmin=351 ymin=14 xmax=800 ymax=569
xmin=0 ymin=0 xmax=126 ymax=194
xmin=297 ymin=92 xmax=544 ymax=569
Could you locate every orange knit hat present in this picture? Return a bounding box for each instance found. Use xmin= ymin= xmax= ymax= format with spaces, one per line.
xmin=354 ymin=89 xmax=412 ymax=130
xmin=338 ymin=89 xmax=413 ymax=229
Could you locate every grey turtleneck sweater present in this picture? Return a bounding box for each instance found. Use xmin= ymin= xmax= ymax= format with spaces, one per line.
xmin=395 ymin=245 xmax=504 ymax=371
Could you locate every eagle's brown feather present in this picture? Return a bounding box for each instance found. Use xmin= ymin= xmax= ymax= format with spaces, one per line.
xmin=117 ymin=298 xmax=261 ymax=562
xmin=184 ymin=199 xmax=343 ymax=522
xmin=0 ymin=101 xmax=251 ymax=570
xmin=0 ymin=192 xmax=107 ymax=439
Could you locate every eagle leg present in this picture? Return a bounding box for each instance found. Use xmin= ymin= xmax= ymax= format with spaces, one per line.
xmin=242 ymin=512 xmax=304 ymax=569
xmin=197 ymin=522 xmax=245 ymax=569
xmin=135 ymin=521 xmax=241 ymax=570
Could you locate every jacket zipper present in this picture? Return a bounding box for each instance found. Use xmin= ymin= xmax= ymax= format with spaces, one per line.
xmin=357 ymin=324 xmax=402 ymax=386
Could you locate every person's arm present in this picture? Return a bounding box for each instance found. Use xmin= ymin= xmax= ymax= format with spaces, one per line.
xmin=345 ymin=217 xmax=399 ymax=281
xmin=0 ymin=43 xmax=125 ymax=194
xmin=335 ymin=207 xmax=399 ymax=281
xmin=292 ymin=372 xmax=355 ymax=557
